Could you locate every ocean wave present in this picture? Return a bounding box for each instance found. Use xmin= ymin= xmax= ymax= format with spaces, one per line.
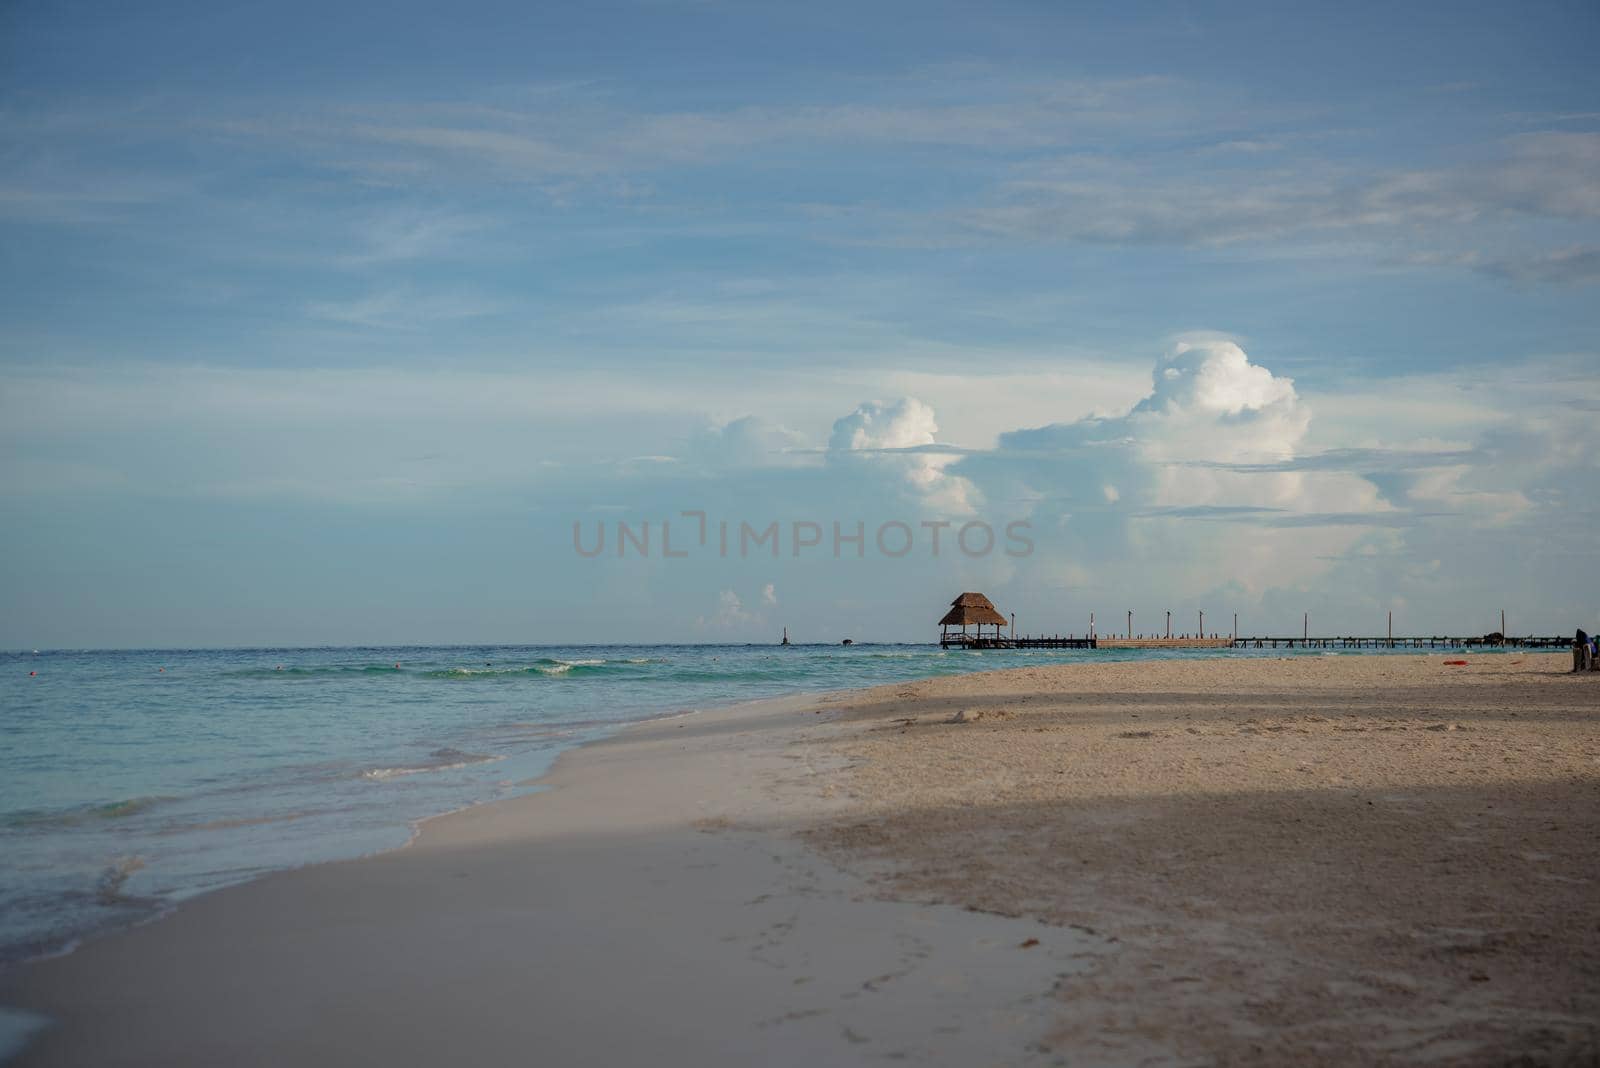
xmin=424 ymin=666 xmax=524 ymax=678
xmin=424 ymin=657 xmax=643 ymax=680
xmin=228 ymin=664 xmax=408 ymax=678
xmin=170 ymin=811 xmax=313 ymax=834
xmin=360 ymin=748 xmax=505 ymax=780
xmin=96 ymin=856 xmax=145 ymax=903
xmin=3 ymin=796 xmax=176 ymax=830
xmin=231 ymin=656 xmax=681 ymax=683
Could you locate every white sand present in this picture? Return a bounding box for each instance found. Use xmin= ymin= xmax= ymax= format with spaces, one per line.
xmin=807 ymin=653 xmax=1600 ymax=1064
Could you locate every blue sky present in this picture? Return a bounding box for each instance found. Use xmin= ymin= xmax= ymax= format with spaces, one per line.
xmin=2 ymin=0 xmax=1597 ymax=647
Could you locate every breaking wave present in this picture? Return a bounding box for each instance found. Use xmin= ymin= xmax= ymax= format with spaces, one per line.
xmin=360 ymin=748 xmax=505 ymax=781
xmin=95 ymin=856 xmax=146 ymax=903
xmin=424 ymin=658 xmax=639 ymax=679
xmin=228 ymin=664 xmax=412 ymax=678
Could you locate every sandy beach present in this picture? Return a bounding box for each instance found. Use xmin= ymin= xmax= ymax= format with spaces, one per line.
xmin=807 ymin=653 xmax=1600 ymax=1064
xmin=2 ymin=653 xmax=1597 ymax=1066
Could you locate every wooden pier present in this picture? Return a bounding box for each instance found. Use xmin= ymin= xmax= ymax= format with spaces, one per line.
xmin=1097 ymin=637 xmax=1233 ymax=649
xmin=1227 ymin=635 xmax=1569 ymax=650
xmin=941 ymin=634 xmax=1095 ymax=650
xmin=934 ymin=591 xmax=1570 ymax=653
xmin=938 ymin=634 xmax=1230 ymax=650
xmin=938 ymin=633 xmax=1569 ymax=651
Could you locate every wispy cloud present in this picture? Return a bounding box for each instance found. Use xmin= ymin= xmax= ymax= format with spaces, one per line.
xmin=1135 ymin=504 xmax=1453 ymax=528
xmin=187 ymin=73 xmax=1201 ymax=189
xmin=336 ymin=208 xmax=491 ymax=266
xmin=7 ymin=70 xmax=1597 ymax=302
xmin=1475 ymin=245 xmax=1600 ymax=285
xmin=958 ymin=132 xmax=1600 ymax=256
xmin=303 ymin=288 xmax=501 ymax=330
xmin=1177 ymin=447 xmax=1483 ymax=474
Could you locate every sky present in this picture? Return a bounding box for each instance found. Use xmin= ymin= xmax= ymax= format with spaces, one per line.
xmin=2 ymin=0 xmax=1597 ymax=647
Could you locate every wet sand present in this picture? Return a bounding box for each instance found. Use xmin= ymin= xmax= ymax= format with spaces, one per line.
xmin=2 ymin=653 xmax=1596 ymax=1065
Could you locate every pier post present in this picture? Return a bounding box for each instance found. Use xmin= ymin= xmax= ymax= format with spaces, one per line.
xmin=1199 ymin=610 xmax=1204 ymax=638
xmin=1166 ymin=611 xmax=1171 ymax=639
xmin=1127 ymin=610 xmax=1132 ymax=639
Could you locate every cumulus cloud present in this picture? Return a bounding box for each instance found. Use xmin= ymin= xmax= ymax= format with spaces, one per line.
xmin=687 ymin=415 xmax=809 ymax=469
xmin=1141 ymin=340 xmax=1297 ymax=417
xmin=997 ymin=338 xmax=1321 ymax=511
xmin=974 ymin=338 xmax=1384 ymax=597
xmin=828 ymin=397 xmax=979 ymax=513
xmin=829 ymin=396 xmax=941 ymax=453
xmin=1134 ymin=340 xmax=1308 ymax=459
xmin=697 ymin=588 xmax=759 ymax=632
xmin=938 ymin=337 xmax=1600 ymax=624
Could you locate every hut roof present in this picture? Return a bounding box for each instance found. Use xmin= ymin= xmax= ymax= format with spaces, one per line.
xmin=939 ymin=592 xmax=1007 ymax=627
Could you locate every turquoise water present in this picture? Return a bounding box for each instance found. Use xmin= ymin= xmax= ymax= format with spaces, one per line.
xmin=0 ymin=641 xmax=1472 ymax=964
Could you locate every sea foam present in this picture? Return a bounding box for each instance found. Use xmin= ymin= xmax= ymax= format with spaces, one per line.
xmin=361 ymin=749 xmax=505 ymax=780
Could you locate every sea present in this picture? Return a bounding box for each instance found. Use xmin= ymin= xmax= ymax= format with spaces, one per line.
xmin=0 ymin=640 xmax=1480 ymax=966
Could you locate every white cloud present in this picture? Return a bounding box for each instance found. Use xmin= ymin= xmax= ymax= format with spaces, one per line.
xmin=984 ymin=339 xmax=1377 ymax=596
xmin=3 ymin=337 xmax=1595 ymax=639
xmin=1134 ymin=339 xmax=1308 ymax=460
xmin=1000 ymin=337 xmax=1320 ymax=504
xmin=695 ymin=588 xmax=769 ymax=634
xmin=828 ymin=397 xmax=979 ymax=513
xmin=687 ymin=416 xmax=810 ymax=470
xmin=828 ymin=396 xmax=941 ymax=452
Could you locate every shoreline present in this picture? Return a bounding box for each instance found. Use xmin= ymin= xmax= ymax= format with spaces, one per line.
xmin=3 ymin=652 xmax=1595 ymax=1065
xmin=0 ymin=648 xmax=880 ymax=974
xmin=5 ymin=644 xmax=1479 ymax=969
xmin=1 ymin=685 xmax=1105 ymax=1066
xmin=0 ymin=693 xmax=812 ymax=972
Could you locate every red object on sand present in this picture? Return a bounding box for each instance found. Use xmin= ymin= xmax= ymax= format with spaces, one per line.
xmin=1443 ymin=660 xmax=1468 ymax=666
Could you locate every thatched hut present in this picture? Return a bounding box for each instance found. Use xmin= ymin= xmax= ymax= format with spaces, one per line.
xmin=939 ymin=592 xmax=1008 ymax=644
